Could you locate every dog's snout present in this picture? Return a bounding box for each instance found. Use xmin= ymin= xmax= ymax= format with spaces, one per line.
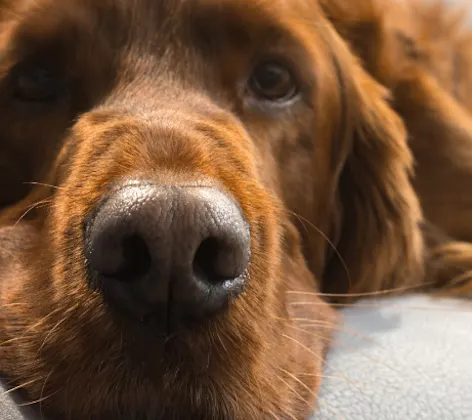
xmin=84 ymin=182 xmax=250 ymax=330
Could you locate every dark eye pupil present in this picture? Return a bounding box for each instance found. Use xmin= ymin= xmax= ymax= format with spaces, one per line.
xmin=250 ymin=62 xmax=297 ymax=101
xmin=256 ymin=65 xmax=288 ymax=89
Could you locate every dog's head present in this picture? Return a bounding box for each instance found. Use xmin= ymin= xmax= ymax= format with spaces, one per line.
xmin=0 ymin=0 xmax=424 ymax=418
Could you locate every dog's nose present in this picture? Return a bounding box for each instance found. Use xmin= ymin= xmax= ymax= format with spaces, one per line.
xmin=84 ymin=182 xmax=250 ymax=330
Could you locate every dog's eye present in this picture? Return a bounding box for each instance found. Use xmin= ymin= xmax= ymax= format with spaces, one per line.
xmin=248 ymin=61 xmax=298 ymax=102
xmin=14 ymin=66 xmax=60 ymax=103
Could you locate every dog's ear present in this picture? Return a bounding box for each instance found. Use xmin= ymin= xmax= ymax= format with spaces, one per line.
xmin=318 ymin=0 xmax=419 ymax=88
xmin=318 ymin=13 xmax=425 ymax=296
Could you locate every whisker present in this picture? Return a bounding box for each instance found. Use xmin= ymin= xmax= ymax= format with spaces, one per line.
xmin=0 ymin=336 xmax=33 ymax=348
xmin=37 ymin=317 xmax=68 ymax=354
xmin=296 ymin=373 xmax=346 ymax=380
xmin=286 ymin=324 xmax=401 ymax=375
xmin=286 ymin=281 xmax=435 ymax=299
xmin=288 ymin=210 xmax=352 ymax=289
xmin=280 ymin=367 xmax=344 ymax=420
xmin=2 ymin=379 xmax=39 ymax=396
xmin=289 ymin=301 xmax=472 ymax=312
xmin=16 ymin=393 xmax=55 ymax=407
xmin=299 ymin=321 xmax=376 ymax=345
xmin=39 ymin=368 xmax=56 ymax=419
xmin=272 ymin=316 xmax=376 ymax=344
xmin=23 ymin=182 xmax=63 ymax=190
xmin=0 ymin=308 xmax=61 ymax=348
xmin=274 ymin=371 xmax=311 ymax=419
xmin=13 ymin=199 xmax=52 ymax=227
xmin=281 ymin=334 xmax=357 ymax=387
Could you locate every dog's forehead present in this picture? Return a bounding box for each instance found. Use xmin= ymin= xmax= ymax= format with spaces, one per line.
xmin=10 ymin=0 xmax=320 ymax=45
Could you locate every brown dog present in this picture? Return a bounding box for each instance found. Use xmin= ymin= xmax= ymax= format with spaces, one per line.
xmin=0 ymin=0 xmax=471 ymax=419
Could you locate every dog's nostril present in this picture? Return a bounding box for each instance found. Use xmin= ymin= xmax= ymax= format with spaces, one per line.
xmin=193 ymin=237 xmax=226 ymax=284
xmin=115 ymin=235 xmax=152 ymax=282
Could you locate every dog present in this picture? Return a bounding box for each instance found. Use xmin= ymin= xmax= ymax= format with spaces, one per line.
xmin=1 ymin=0 xmax=472 ymax=419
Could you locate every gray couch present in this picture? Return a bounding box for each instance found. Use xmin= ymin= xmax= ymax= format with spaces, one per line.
xmin=313 ymin=295 xmax=472 ymax=419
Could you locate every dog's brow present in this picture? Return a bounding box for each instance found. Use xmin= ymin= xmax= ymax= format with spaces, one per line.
xmin=189 ymin=0 xmax=292 ymax=46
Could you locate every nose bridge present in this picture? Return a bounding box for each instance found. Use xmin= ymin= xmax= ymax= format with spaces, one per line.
xmin=138 ymin=107 xmax=222 ymax=176
xmin=109 ymin=56 xmax=215 ymax=117
xmin=105 ymin=54 xmax=241 ymax=138
xmin=82 ymin=86 xmax=252 ymax=183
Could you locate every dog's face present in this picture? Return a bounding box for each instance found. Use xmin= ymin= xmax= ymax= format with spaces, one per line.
xmin=0 ymin=0 xmax=424 ymax=419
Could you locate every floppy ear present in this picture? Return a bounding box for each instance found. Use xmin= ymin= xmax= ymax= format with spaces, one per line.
xmin=319 ymin=14 xmax=425 ymax=296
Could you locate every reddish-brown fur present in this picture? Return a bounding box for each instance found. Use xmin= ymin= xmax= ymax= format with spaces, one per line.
xmin=0 ymin=0 xmax=471 ymax=419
